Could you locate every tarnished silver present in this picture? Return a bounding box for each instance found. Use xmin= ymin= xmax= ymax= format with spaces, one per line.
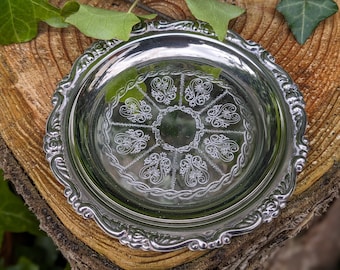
xmin=44 ymin=21 xmax=308 ymax=251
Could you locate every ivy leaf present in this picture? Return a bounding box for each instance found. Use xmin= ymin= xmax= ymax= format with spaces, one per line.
xmin=185 ymin=0 xmax=244 ymax=41
xmin=31 ymin=0 xmax=68 ymax=28
xmin=0 ymin=170 xmax=43 ymax=246
xmin=64 ymin=2 xmax=141 ymax=41
xmin=277 ymin=0 xmax=339 ymax=44
xmin=60 ymin=0 xmax=81 ymax=18
xmin=0 ymin=0 xmax=36 ymax=44
xmin=0 ymin=0 xmax=67 ymax=45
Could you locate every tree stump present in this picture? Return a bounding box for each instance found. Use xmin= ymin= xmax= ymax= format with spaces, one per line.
xmin=0 ymin=0 xmax=339 ymax=269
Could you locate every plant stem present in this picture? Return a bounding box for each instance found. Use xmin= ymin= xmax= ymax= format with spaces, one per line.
xmin=123 ymin=0 xmax=174 ymax=21
xmin=128 ymin=0 xmax=140 ymax=13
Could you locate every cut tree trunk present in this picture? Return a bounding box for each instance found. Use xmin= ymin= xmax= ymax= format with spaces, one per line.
xmin=0 ymin=0 xmax=339 ymax=269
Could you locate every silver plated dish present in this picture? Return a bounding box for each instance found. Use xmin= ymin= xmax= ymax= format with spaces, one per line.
xmin=44 ymin=21 xmax=308 ymax=251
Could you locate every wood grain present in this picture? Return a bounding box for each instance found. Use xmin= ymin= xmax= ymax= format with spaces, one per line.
xmin=0 ymin=0 xmax=339 ymax=269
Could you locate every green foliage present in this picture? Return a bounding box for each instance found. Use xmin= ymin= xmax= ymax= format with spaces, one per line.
xmin=64 ymin=1 xmax=156 ymax=41
xmin=0 ymin=0 xmax=157 ymax=45
xmin=0 ymin=170 xmax=67 ymax=269
xmin=0 ymin=170 xmax=43 ymax=247
xmin=0 ymin=235 xmax=66 ymax=270
xmin=0 ymin=0 xmax=338 ymax=45
xmin=199 ymin=65 xmax=222 ymax=79
xmin=104 ymin=67 xmax=146 ymax=102
xmin=185 ymin=0 xmax=245 ymax=41
xmin=0 ymin=0 xmax=67 ymax=45
xmin=277 ymin=0 xmax=339 ymax=44
xmin=31 ymin=0 xmax=68 ymax=28
xmin=4 ymin=257 xmax=39 ymax=270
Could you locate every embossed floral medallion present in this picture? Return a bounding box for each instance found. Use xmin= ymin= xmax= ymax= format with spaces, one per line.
xmin=101 ymin=66 xmax=253 ymax=203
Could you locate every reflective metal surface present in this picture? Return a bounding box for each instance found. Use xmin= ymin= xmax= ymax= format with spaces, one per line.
xmin=44 ymin=21 xmax=308 ymax=251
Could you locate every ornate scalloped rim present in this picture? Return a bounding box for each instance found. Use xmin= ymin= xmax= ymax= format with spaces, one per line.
xmin=44 ymin=20 xmax=308 ymax=251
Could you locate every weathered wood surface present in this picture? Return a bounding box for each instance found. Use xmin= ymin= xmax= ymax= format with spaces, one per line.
xmin=0 ymin=0 xmax=339 ymax=269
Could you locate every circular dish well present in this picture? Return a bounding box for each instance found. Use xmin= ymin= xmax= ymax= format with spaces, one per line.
xmin=44 ymin=21 xmax=308 ymax=251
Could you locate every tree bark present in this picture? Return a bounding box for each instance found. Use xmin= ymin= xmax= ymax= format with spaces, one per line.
xmin=0 ymin=0 xmax=339 ymax=269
